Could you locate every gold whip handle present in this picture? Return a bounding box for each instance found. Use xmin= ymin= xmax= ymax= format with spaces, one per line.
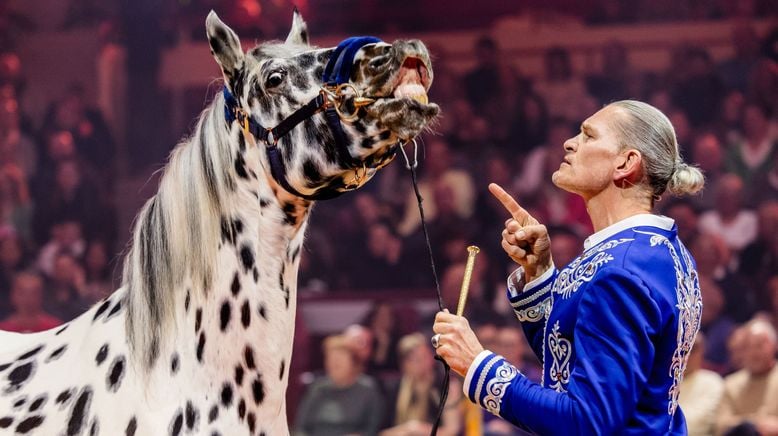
xmin=457 ymin=246 xmax=480 ymax=316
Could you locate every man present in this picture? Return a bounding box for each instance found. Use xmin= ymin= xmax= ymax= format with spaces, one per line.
xmin=433 ymin=100 xmax=704 ymax=434
xmin=716 ymin=319 xmax=778 ymax=436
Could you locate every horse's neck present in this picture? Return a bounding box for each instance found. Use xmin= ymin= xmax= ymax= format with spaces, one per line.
xmin=172 ymin=151 xmax=310 ymax=417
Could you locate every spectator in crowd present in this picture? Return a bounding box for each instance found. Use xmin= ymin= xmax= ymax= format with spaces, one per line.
xmin=510 ymin=93 xmax=549 ymax=154
xmin=343 ymin=323 xmax=375 ymax=374
xmin=697 ymin=276 xmax=737 ymax=374
xmin=0 ymin=271 xmax=61 ymax=332
xmin=689 ymin=132 xmax=726 ymax=209
xmin=717 ymin=318 xmax=778 ymax=435
xmin=692 ymin=232 xmax=756 ymax=323
xmin=738 ymin=200 xmax=778 ymax=299
xmin=346 ymin=221 xmax=413 ymax=291
xmin=0 ymin=94 xmax=36 ymax=178
xmin=767 ymin=276 xmax=778 ymax=332
xmin=717 ymin=90 xmax=747 ymax=142
xmin=0 ymin=160 xmax=32 ymax=244
xmin=534 ymin=46 xmax=596 ymax=123
xmin=82 ymin=239 xmax=113 ymax=301
xmin=380 ymin=333 xmax=441 ymax=435
xmin=0 ymin=230 xmax=27 ymax=316
xmin=662 ymin=199 xmax=702 ymax=248
xmin=726 ymin=103 xmax=777 ymax=187
xmin=670 ymin=46 xmax=725 ymax=128
xmin=361 ymin=302 xmax=402 ymax=375
xmin=717 ymin=23 xmax=762 ymax=93
xmin=294 ymin=334 xmax=385 ymax=436
xmin=586 ymin=40 xmax=633 ymax=105
xmin=36 ymin=219 xmax=85 ymax=277
xmin=548 ymin=225 xmax=583 ymax=268
xmin=43 ymin=252 xmax=91 ymax=322
xmin=699 ymin=174 xmax=758 ymax=255
xmin=678 ymin=332 xmax=725 ymax=436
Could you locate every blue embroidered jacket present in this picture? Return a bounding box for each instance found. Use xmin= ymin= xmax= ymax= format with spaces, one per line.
xmin=464 ymin=215 xmax=702 ymax=435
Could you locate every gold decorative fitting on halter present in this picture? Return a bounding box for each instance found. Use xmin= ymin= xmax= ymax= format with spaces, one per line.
xmin=343 ymin=162 xmax=368 ymax=190
xmin=235 ymin=108 xmax=250 ymax=136
xmin=321 ymin=83 xmax=375 ymax=122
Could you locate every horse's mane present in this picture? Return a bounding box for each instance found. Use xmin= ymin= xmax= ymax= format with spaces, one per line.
xmin=122 ymin=92 xmax=238 ymax=368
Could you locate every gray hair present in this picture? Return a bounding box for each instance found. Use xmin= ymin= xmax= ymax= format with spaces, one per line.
xmin=608 ymin=100 xmax=704 ymax=199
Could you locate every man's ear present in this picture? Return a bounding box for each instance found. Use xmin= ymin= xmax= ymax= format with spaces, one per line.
xmin=614 ymin=149 xmax=644 ymax=186
xmin=206 ymin=11 xmax=244 ymax=87
xmin=285 ymin=8 xmax=310 ymax=46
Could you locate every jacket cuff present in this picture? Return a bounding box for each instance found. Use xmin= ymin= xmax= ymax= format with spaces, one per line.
xmin=463 ymin=350 xmax=521 ymax=417
xmin=506 ymin=266 xmax=556 ymax=322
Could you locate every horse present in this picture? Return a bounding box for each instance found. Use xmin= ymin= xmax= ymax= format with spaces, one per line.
xmin=0 ymin=10 xmax=438 ymax=435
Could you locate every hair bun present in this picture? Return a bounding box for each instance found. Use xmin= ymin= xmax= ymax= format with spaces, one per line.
xmin=667 ymin=162 xmax=705 ymax=196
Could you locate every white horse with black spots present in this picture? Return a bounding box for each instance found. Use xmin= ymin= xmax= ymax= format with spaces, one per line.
xmin=0 ymin=10 xmax=437 ymax=435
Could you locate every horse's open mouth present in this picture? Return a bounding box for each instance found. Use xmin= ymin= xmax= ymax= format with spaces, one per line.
xmin=390 ymin=57 xmax=431 ymax=105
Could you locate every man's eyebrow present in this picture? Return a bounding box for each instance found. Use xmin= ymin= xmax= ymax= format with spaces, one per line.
xmin=581 ymin=122 xmax=597 ymax=135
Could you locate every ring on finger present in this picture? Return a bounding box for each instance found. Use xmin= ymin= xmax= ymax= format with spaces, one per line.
xmin=431 ymin=333 xmax=442 ymax=349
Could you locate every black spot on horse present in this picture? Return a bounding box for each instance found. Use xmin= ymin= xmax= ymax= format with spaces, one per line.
xmin=290 ymin=245 xmax=301 ymax=262
xmin=8 ymin=361 xmax=34 ymax=390
xmin=302 ymin=160 xmax=323 ymax=186
xmin=93 ymin=299 xmax=111 ymax=322
xmin=298 ymin=53 xmax=314 ymax=69
xmin=55 ymin=324 xmax=68 ymax=335
xmin=247 ymin=412 xmax=256 ymax=433
xmin=195 ymin=308 xmax=203 ymax=333
xmin=238 ymin=398 xmax=246 ymax=419
xmin=279 ymin=359 xmax=286 ymax=380
xmin=281 ymin=202 xmax=298 ymax=226
xmin=17 ymin=345 xmax=43 ymax=360
xmin=12 ymin=396 xmax=26 ymax=408
xmin=106 ymin=300 xmax=123 ymax=320
xmin=235 ymin=365 xmax=244 ymax=386
xmin=171 ymin=353 xmax=180 ymax=374
xmin=258 ymin=304 xmax=267 ymax=321
xmin=55 ymin=389 xmax=73 ymax=405
xmin=0 ymin=417 xmax=12 ymax=428
xmin=0 ymin=363 xmax=10 ymax=372
xmin=107 ymin=355 xmax=126 ymax=392
xmin=240 ymin=245 xmax=255 ymax=272
xmin=67 ymin=387 xmax=93 ymax=436
xmin=240 ymin=300 xmax=251 ymax=328
xmin=185 ymin=401 xmax=199 ymax=430
xmin=29 ymin=394 xmax=47 ymax=412
xmin=15 ymin=416 xmax=44 ymax=433
xmin=360 ymin=137 xmax=374 ymax=149
xmin=244 ymin=347 xmax=256 ymax=370
xmin=220 ymin=217 xmax=235 ymax=245
xmin=196 ymin=332 xmax=206 ymax=362
xmin=251 ymin=376 xmax=265 ymax=404
xmin=220 ymin=301 xmax=232 ymax=332
xmin=259 ymin=197 xmax=270 ymax=208
xmin=47 ymin=344 xmax=67 ymax=362
xmin=237 ymin=132 xmax=246 ymax=152
xmin=170 ymin=409 xmax=183 ymax=436
xmin=95 ymin=344 xmax=109 ymax=365
xmin=126 ymin=417 xmax=137 ymax=436
xmin=220 ymin=383 xmax=233 ymax=407
xmin=89 ymin=418 xmax=99 ymax=436
xmin=234 ymin=152 xmax=249 ymax=179
xmin=185 ymin=290 xmax=191 ymax=312
xmin=231 ymin=272 xmax=241 ymax=296
xmin=252 ymin=267 xmax=259 ymax=283
xmin=379 ymin=130 xmax=392 ymax=140
xmin=284 ymin=287 xmax=291 ymax=309
xmin=208 ymin=404 xmax=219 ymax=423
xmin=232 ymin=218 xmax=243 ymax=234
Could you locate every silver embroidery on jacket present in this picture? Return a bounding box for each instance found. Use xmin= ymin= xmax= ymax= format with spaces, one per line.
xmin=514 ymin=297 xmax=552 ymax=322
xmin=554 ymin=238 xmax=633 ymax=298
xmin=483 ymin=361 xmax=519 ymax=416
xmin=637 ymin=231 xmax=702 ymax=419
xmin=548 ymin=321 xmax=572 ymax=392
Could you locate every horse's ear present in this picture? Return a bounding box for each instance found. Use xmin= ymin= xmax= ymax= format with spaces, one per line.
xmin=285 ymin=8 xmax=309 ymax=46
xmin=206 ymin=11 xmax=244 ymax=84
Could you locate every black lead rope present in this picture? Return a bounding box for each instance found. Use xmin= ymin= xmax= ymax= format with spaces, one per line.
xmin=401 ymin=141 xmax=450 ymax=436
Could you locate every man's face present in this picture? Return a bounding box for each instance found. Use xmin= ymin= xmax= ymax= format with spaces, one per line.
xmin=552 ymin=105 xmax=624 ymax=199
xmin=743 ymin=330 xmax=777 ymax=375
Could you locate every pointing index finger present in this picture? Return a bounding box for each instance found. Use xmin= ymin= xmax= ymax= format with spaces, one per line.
xmin=489 ymin=183 xmax=531 ymax=225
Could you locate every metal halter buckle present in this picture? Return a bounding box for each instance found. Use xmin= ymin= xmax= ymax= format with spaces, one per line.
xmin=321 ymin=83 xmax=375 ymax=122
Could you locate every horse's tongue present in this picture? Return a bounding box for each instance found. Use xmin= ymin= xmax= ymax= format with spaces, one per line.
xmin=393 ymin=58 xmax=428 ymax=104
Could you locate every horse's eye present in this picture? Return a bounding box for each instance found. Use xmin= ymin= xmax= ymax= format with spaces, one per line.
xmin=266 ymin=70 xmax=286 ymax=88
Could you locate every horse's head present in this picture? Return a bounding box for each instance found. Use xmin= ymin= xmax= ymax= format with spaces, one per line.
xmin=206 ymin=11 xmax=439 ymax=200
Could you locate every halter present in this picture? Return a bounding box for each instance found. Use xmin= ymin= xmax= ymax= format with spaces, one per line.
xmin=223 ymin=36 xmax=392 ymax=201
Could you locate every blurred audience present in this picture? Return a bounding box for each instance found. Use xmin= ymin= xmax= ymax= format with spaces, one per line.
xmin=0 ymin=271 xmax=61 ymax=332
xmin=717 ymin=319 xmax=778 ymax=435
xmin=679 ymin=333 xmax=725 ymax=436
xmin=294 ymin=334 xmax=385 ymax=436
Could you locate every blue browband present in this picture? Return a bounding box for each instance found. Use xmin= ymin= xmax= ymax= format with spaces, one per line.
xmin=223 ymin=36 xmax=383 ymax=201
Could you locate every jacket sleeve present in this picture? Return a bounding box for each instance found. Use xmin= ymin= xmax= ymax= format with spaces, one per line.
xmin=472 ymin=268 xmax=662 ymax=435
xmin=507 ymin=266 xmax=557 ymax=360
